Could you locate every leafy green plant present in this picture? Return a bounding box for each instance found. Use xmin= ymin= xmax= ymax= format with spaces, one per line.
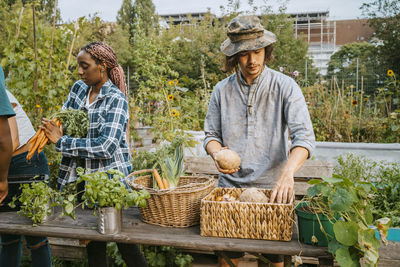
xmin=51 ymin=108 xmax=90 ymax=137
xmin=9 ymin=181 xmax=54 ymax=225
xmin=335 ymin=153 xmax=400 ymax=227
xmin=142 ymin=245 xmax=193 ymax=267
xmin=76 ymin=167 xmax=150 ymax=211
xmin=156 ymin=142 xmax=184 ymax=189
xmin=301 ymin=173 xmax=390 ymax=267
xmin=9 ymin=180 xmax=77 ymax=225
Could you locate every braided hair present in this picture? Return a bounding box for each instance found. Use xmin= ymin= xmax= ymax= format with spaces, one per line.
xmin=81 ymin=41 xmax=130 ymax=146
xmin=81 ymin=41 xmax=127 ymax=96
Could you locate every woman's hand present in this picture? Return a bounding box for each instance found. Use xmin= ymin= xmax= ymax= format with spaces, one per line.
xmin=40 ymin=118 xmax=63 ymax=144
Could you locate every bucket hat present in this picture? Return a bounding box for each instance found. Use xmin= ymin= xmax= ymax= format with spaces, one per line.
xmin=221 ymin=15 xmax=277 ymax=57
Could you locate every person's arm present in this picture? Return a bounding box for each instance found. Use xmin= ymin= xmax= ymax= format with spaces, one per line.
xmin=44 ymin=95 xmax=128 ymax=159
xmin=8 ymin=116 xmax=20 ymax=152
xmin=270 ymin=146 xmax=308 ymax=204
xmin=270 ymin=80 xmax=315 ymax=204
xmin=0 ymin=116 xmax=13 ymax=203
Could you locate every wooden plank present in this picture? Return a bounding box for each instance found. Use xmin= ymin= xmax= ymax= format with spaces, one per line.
xmin=0 ymin=208 xmax=330 ymax=258
xmin=184 ymin=157 xmax=333 ymax=179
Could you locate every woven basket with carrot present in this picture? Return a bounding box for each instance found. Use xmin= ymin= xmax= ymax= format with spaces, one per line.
xmin=26 ymin=108 xmax=89 ymax=160
xmin=126 ymin=141 xmax=216 ymax=227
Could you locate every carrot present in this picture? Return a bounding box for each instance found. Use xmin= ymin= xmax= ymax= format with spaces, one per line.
xmin=162 ymin=178 xmax=169 ymax=189
xmin=26 ymin=131 xmax=45 ymax=160
xmin=152 ymin=169 xmax=165 ymax=190
xmin=27 ymin=129 xmax=42 ymax=146
xmin=37 ymin=136 xmax=48 ymax=154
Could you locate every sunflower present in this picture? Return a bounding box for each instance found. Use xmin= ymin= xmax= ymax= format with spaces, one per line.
xmin=168 ymin=80 xmax=174 ymax=86
xmin=167 ymin=94 xmax=175 ymax=101
xmin=173 ymin=79 xmax=179 ymax=85
xmin=387 ymin=69 xmax=394 ymax=77
xmin=170 ymin=109 xmax=180 ymax=117
xmin=352 ymin=100 xmax=358 ymax=106
xmin=35 ymin=104 xmax=41 ymax=108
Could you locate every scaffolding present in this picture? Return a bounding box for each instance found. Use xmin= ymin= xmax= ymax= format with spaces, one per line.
xmin=290 ymin=11 xmax=337 ymax=75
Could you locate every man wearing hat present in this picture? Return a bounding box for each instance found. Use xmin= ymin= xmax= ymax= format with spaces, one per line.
xmin=204 ymin=15 xmax=315 ymax=267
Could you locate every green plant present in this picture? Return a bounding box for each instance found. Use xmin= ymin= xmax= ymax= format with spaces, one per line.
xmin=335 ymin=153 xmax=400 ymax=227
xmin=51 ymin=108 xmax=90 ymax=137
xmin=9 ymin=180 xmax=77 ymax=225
xmin=301 ymin=173 xmax=390 ymax=267
xmin=156 ymin=142 xmax=184 ymax=189
xmin=142 ymin=245 xmax=193 ymax=267
xmin=76 ymin=167 xmax=150 ymax=211
xmin=9 ymin=181 xmax=54 ymax=225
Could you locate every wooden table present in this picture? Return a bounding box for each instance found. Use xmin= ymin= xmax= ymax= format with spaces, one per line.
xmin=0 ymin=207 xmax=334 ymax=266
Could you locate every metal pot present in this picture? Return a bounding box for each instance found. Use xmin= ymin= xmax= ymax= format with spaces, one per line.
xmin=97 ymin=207 xmax=122 ymax=235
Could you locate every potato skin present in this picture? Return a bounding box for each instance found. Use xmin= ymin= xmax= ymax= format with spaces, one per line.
xmin=239 ymin=188 xmax=269 ymax=203
xmin=215 ymin=149 xmax=241 ymax=169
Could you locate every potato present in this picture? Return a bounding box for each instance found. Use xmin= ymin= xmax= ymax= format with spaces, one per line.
xmin=239 ymin=188 xmax=269 ymax=203
xmin=214 ymin=149 xmax=241 ymax=170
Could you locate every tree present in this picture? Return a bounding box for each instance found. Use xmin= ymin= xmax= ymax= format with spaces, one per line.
xmin=361 ymin=0 xmax=400 ymax=73
xmin=132 ymin=0 xmax=157 ymax=36
xmin=116 ymin=0 xmax=135 ymax=41
xmin=326 ymin=42 xmax=383 ymax=95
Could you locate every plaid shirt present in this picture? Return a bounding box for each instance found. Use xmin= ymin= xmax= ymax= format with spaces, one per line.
xmin=55 ymin=80 xmax=131 ymax=188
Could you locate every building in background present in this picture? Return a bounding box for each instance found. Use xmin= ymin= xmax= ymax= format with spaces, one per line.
xmin=160 ymin=11 xmax=374 ymax=76
xmin=291 ymin=11 xmax=374 ymax=75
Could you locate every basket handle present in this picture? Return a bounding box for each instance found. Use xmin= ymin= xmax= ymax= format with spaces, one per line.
xmin=130 ymin=169 xmax=159 ymax=176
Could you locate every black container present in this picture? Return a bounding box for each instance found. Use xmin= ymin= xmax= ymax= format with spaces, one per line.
xmin=0 ymin=174 xmax=49 ymax=211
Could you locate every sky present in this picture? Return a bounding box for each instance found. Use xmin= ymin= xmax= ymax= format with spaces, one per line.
xmin=58 ymin=0 xmax=368 ymax=23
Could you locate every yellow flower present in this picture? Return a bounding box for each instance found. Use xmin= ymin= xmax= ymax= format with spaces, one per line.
xmin=173 ymin=79 xmax=179 ymax=85
xmin=168 ymin=80 xmax=174 ymax=86
xmin=56 ymin=106 xmax=61 ymax=109
xmin=352 ymin=100 xmax=358 ymax=106
xmin=387 ymin=69 xmax=394 ymax=77
xmin=36 ymin=104 xmax=41 ymax=108
xmin=48 ymin=162 xmax=51 ymax=166
xmin=167 ymin=94 xmax=175 ymax=101
xmin=170 ymin=109 xmax=180 ymax=117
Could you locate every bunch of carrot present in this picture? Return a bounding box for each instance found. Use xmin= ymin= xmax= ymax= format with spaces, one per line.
xmin=152 ymin=169 xmax=170 ymax=190
xmin=26 ymin=118 xmax=62 ymax=160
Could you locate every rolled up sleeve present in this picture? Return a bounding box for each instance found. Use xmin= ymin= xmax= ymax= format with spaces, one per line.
xmin=284 ymin=81 xmax=315 ymax=158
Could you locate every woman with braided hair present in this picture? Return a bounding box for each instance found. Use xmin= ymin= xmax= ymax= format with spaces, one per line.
xmin=40 ymin=42 xmax=147 ymax=267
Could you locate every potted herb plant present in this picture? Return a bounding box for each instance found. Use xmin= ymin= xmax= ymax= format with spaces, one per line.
xmin=76 ymin=167 xmax=150 ymax=234
xmin=9 ymin=179 xmax=78 ymax=226
xmin=297 ymin=173 xmax=391 ymax=267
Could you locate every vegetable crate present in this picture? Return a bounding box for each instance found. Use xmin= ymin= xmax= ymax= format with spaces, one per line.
xmin=200 ymin=187 xmax=295 ymax=241
xmin=0 ymin=174 xmax=48 ymax=212
xmin=126 ymin=170 xmax=216 ymax=227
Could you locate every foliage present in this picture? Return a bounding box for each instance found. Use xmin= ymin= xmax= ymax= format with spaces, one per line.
xmin=302 ymin=172 xmax=390 ymax=267
xmin=334 ymin=153 xmax=400 ymax=227
xmin=132 ymin=0 xmax=158 ymax=36
xmin=361 ymin=0 xmax=400 ymax=75
xmin=142 ymin=245 xmax=193 ymax=267
xmin=51 ymin=108 xmax=90 ymax=137
xmin=326 ymin=42 xmax=383 ymax=95
xmin=304 ymin=80 xmax=400 ymax=142
xmin=132 ymin=134 xmax=196 ymax=178
xmin=116 ymin=0 xmax=135 ymax=40
xmin=156 ymin=142 xmax=184 ymax=189
xmin=9 ymin=181 xmax=55 ymax=225
xmin=76 ymin=167 xmax=150 ymax=211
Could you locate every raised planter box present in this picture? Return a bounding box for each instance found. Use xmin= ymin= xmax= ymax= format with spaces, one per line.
xmin=375 ymin=227 xmax=400 ymax=242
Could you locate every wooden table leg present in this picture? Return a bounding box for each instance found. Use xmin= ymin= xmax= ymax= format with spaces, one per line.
xmin=284 ymin=255 xmax=291 ymax=267
xmin=318 ymin=256 xmax=334 ymax=267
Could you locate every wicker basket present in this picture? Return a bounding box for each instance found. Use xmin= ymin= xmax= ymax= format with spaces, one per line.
xmin=126 ymin=169 xmax=216 ymax=227
xmin=200 ymin=187 xmax=295 ymax=241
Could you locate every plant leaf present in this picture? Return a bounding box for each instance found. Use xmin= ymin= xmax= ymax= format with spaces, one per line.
xmin=334 ymin=221 xmax=359 ymax=246
xmin=335 ymin=247 xmax=360 ymax=267
xmin=329 ymin=187 xmax=355 ymax=212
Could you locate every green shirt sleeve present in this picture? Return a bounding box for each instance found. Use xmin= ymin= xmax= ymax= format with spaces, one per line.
xmin=0 ymin=65 xmax=15 ymax=117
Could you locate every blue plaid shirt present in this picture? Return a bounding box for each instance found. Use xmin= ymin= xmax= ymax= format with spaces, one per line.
xmin=55 ymin=80 xmax=131 ymax=188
